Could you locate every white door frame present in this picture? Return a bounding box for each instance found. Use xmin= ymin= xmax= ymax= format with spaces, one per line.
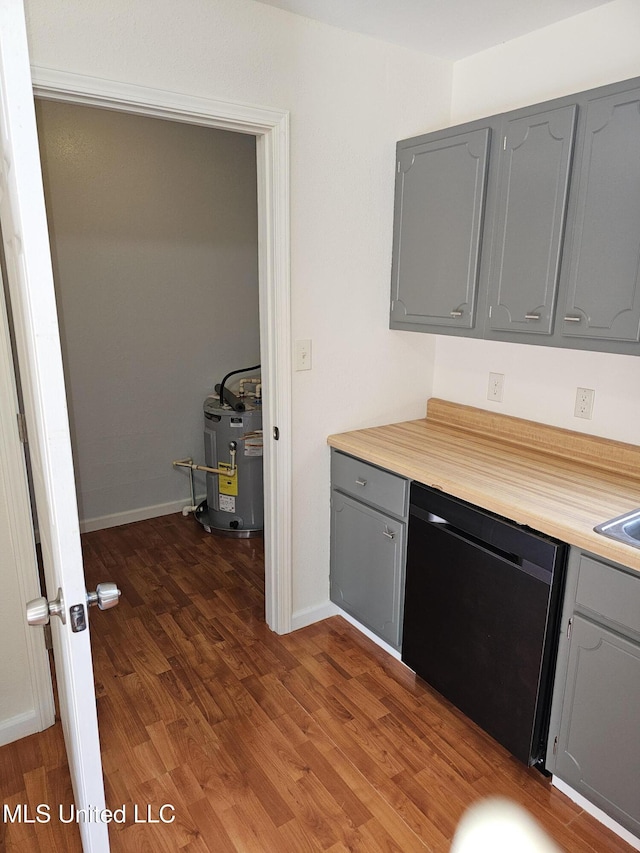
xmin=31 ymin=68 xmax=293 ymax=635
xmin=0 ymin=265 xmax=55 ymax=745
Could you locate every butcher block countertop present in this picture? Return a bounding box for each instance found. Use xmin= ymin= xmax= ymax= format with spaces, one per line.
xmin=327 ymin=398 xmax=640 ymax=573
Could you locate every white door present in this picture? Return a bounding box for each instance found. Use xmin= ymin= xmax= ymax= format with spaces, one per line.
xmin=0 ymin=2 xmax=111 ymax=851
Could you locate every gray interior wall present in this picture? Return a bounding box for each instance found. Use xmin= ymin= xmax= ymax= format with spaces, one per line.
xmin=35 ymin=100 xmax=259 ymax=526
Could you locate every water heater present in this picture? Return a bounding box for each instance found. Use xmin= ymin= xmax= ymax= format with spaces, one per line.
xmin=196 ymin=396 xmax=263 ymax=537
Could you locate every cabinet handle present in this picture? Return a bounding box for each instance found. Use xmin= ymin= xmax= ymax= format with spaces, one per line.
xmin=524 ymin=313 xmax=540 ymax=321
xmin=564 ymin=315 xmax=581 ymax=323
xmin=450 ymin=310 xmax=463 ymax=318
xmin=355 ymin=478 xmax=367 ymax=487
xmin=382 ymin=529 xmax=396 ymax=540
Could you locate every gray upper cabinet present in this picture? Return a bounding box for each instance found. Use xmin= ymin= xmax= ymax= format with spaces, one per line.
xmin=486 ymin=105 xmax=576 ymax=337
xmin=390 ymin=127 xmax=490 ymax=333
xmin=559 ymin=85 xmax=640 ymax=345
xmin=391 ymin=75 xmax=640 ymax=356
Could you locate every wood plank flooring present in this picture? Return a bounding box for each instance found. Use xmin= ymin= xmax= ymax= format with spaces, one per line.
xmin=1 ymin=513 xmax=636 ymax=852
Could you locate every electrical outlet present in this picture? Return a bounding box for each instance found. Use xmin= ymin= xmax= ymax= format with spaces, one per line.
xmin=574 ymin=387 xmax=595 ymax=419
xmin=487 ymin=372 xmax=504 ymax=403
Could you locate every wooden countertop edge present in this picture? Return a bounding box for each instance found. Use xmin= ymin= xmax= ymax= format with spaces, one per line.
xmin=327 ymin=401 xmax=640 ymax=573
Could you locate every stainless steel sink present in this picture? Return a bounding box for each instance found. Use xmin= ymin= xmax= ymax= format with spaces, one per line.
xmin=594 ymin=509 xmax=640 ymax=550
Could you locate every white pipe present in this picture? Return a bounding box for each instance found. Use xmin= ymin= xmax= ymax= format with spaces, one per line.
xmin=238 ymin=376 xmax=261 ymax=396
xmin=172 ymin=453 xmax=237 ymax=476
xmin=172 ymin=458 xmax=200 ymax=515
xmin=173 ymin=448 xmax=237 ymax=515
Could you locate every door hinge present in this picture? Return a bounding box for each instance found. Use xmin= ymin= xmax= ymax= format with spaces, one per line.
xmin=503 ymin=135 xmax=507 ymax=151
xmin=16 ymin=411 xmax=28 ymax=444
xmin=43 ymin=623 xmax=53 ymax=650
xmin=567 ymin=616 xmax=573 ymax=641
xmin=553 ymin=735 xmax=558 ymax=755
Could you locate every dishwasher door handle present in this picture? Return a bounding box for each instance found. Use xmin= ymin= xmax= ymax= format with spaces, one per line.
xmin=409 ymin=503 xmax=553 ymax=583
xmin=411 ymin=502 xmax=521 ymax=558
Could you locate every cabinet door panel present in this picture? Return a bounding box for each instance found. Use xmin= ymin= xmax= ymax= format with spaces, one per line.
xmin=555 ymin=615 xmax=640 ymax=835
xmin=330 ymin=492 xmax=405 ymax=648
xmin=562 ymin=88 xmax=640 ymax=342
xmin=488 ymin=106 xmax=576 ymax=335
xmin=390 ymin=128 xmax=490 ymax=330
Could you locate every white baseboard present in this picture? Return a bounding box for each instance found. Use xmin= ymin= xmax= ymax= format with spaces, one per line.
xmin=291 ymin=601 xmax=402 ymax=661
xmin=0 ymin=709 xmax=40 ymax=747
xmin=334 ymin=607 xmax=402 ymax=660
xmin=291 ymin=601 xmax=340 ymax=631
xmin=552 ymin=777 xmax=640 ymax=851
xmin=79 ymin=496 xmax=206 ymax=533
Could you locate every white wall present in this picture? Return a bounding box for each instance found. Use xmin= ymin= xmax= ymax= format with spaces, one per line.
xmin=433 ymin=0 xmax=640 ymax=445
xmin=36 ymin=100 xmax=260 ymax=526
xmin=24 ymin=0 xmax=451 ymax=616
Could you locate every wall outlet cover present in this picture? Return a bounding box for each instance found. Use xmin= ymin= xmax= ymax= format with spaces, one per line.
xmin=487 ymin=372 xmax=504 ymax=403
xmin=574 ymin=387 xmax=595 ymax=419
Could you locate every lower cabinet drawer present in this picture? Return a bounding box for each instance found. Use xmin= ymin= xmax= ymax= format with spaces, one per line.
xmin=330 ymin=490 xmax=405 ymax=649
xmin=575 ymin=553 xmax=640 ymax=636
xmin=331 ymin=450 xmax=408 ymax=517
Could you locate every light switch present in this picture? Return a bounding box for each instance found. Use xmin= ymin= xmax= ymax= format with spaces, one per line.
xmin=295 ymin=339 xmax=312 ymax=371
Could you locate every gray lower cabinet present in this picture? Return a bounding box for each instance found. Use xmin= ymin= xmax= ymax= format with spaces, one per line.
xmin=547 ymin=549 xmax=640 ymax=837
xmin=330 ymin=450 xmax=408 ymax=649
xmin=390 ymin=127 xmax=490 ymax=334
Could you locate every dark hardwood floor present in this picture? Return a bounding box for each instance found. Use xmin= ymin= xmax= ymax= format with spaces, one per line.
xmin=0 ymin=513 xmax=635 ymax=851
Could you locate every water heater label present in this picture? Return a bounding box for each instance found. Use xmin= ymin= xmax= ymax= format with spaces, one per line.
xmin=244 ymin=430 xmax=263 ymax=457
xmin=218 ymin=494 xmax=236 ymax=513
xmin=218 ymin=463 xmax=238 ymax=496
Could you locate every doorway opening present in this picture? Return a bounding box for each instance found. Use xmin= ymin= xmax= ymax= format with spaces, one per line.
xmin=35 ymin=98 xmax=262 ymax=538
xmin=31 ymin=68 xmax=292 ymax=636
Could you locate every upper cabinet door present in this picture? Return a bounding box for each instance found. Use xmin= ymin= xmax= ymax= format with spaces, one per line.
xmin=390 ymin=128 xmax=490 ymax=332
xmin=487 ymin=105 xmax=576 ymax=336
xmin=561 ymin=86 xmax=640 ymax=343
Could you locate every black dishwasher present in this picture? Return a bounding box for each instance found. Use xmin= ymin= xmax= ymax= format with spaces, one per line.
xmin=402 ymin=483 xmax=567 ymax=769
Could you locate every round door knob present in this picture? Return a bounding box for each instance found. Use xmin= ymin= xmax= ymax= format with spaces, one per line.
xmin=26 ymin=596 xmax=50 ymax=626
xmin=26 ymin=588 xmax=65 ymax=625
xmin=87 ymin=582 xmax=121 ymax=610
